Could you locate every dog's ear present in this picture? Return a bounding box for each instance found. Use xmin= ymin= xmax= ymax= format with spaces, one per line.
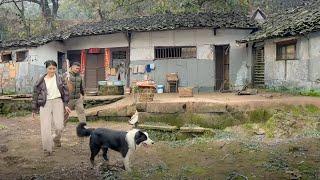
xmin=134 ymin=131 xmax=147 ymax=145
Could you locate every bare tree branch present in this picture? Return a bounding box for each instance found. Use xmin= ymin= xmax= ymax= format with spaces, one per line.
xmin=12 ymin=0 xmax=22 ymax=13
xmin=0 ymin=0 xmax=40 ymax=6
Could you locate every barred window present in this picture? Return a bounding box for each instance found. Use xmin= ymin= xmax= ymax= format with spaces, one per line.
xmin=155 ymin=46 xmax=196 ymax=59
xmin=112 ymin=51 xmax=127 ymax=60
xmin=1 ymin=52 xmax=12 ymax=62
xmin=16 ymin=50 xmax=28 ymax=62
xmin=112 ymin=50 xmax=127 ymax=68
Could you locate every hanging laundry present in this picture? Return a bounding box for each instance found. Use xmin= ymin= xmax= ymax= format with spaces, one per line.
xmin=150 ymin=63 xmax=155 ymax=70
xmin=146 ymin=64 xmax=152 ymax=73
xmin=132 ymin=65 xmax=139 ymax=74
xmin=138 ymin=65 xmax=145 ymax=74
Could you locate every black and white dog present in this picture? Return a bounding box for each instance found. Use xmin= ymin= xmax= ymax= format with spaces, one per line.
xmin=76 ymin=122 xmax=154 ymax=171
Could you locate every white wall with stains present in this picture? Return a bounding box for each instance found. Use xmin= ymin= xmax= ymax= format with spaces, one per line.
xmin=130 ymin=28 xmax=252 ymax=91
xmin=264 ymin=32 xmax=320 ymax=89
xmin=28 ymin=41 xmax=65 ymax=66
xmin=64 ymin=33 xmax=128 ymax=50
xmin=0 ymin=28 xmax=253 ymax=92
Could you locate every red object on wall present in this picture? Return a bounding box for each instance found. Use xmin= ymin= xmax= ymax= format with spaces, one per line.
xmin=88 ymin=48 xmax=101 ymax=54
xmin=104 ymin=49 xmax=110 ymax=68
xmin=104 ymin=48 xmax=111 ymax=80
xmin=80 ymin=49 xmax=86 ymax=75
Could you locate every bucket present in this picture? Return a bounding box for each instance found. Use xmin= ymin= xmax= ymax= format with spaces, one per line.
xmin=107 ymin=81 xmax=113 ymax=86
xmin=157 ymin=85 xmax=164 ymax=93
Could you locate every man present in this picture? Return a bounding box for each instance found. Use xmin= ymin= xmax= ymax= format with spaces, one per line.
xmin=64 ymin=62 xmax=86 ymax=126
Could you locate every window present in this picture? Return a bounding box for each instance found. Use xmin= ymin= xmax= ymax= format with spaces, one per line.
xmin=155 ymin=46 xmax=196 ymax=59
xmin=112 ymin=50 xmax=127 ymax=68
xmin=1 ymin=52 xmax=12 ymax=62
xmin=16 ymin=50 xmax=28 ymax=62
xmin=112 ymin=51 xmax=126 ymax=60
xmin=276 ymin=40 xmax=297 ymax=60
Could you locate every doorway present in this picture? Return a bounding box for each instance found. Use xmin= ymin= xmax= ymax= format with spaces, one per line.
xmin=57 ymin=52 xmax=65 ymax=75
xmin=215 ymin=45 xmax=230 ymax=91
xmin=110 ymin=48 xmax=129 ymax=86
xmin=86 ymin=52 xmax=105 ymax=90
xmin=252 ymin=46 xmax=265 ymax=88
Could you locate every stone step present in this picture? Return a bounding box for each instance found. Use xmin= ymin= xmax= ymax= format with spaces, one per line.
xmin=137 ymin=124 xmax=214 ymax=134
xmin=254 ymin=76 xmax=265 ymax=78
xmin=255 ymin=64 xmax=264 ymax=66
xmin=137 ymin=124 xmax=178 ymax=131
xmin=180 ymin=127 xmax=205 ymax=133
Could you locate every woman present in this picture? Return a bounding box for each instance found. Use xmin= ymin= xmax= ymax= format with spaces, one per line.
xmin=32 ymin=60 xmax=71 ymax=156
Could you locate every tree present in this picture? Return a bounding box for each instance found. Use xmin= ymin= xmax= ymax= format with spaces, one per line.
xmin=0 ymin=0 xmax=59 ymax=30
xmin=12 ymin=0 xmax=30 ymax=36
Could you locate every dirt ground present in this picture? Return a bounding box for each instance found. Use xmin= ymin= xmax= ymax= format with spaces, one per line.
xmin=0 ymin=114 xmax=319 ymax=180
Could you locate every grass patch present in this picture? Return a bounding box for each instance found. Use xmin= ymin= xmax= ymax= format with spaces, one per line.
xmin=305 ymin=104 xmax=320 ymax=114
xmin=267 ymin=86 xmax=320 ymax=97
xmin=0 ymin=124 xmax=7 ymax=130
xmin=146 ymin=113 xmax=185 ymax=127
xmin=4 ymin=110 xmax=30 ymax=118
xmin=122 ymin=163 xmax=170 ymax=179
xmin=264 ymin=115 xmax=277 ymax=138
xmin=300 ymin=89 xmax=320 ymax=97
xmin=249 ymin=109 xmax=273 ymax=123
xmin=145 ymin=130 xmax=180 ymax=141
xmin=296 ymin=163 xmax=319 ymax=179
xmin=300 ymin=129 xmax=320 ymax=138
xmin=180 ymin=165 xmax=207 ymax=176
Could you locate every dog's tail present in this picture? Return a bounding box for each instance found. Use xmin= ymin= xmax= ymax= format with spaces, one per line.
xmin=76 ymin=122 xmax=94 ymax=137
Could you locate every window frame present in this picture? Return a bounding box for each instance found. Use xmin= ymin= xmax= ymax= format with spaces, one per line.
xmin=276 ymin=39 xmax=297 ymax=61
xmin=1 ymin=52 xmax=12 ymax=63
xmin=154 ymin=46 xmax=197 ymax=60
xmin=16 ymin=50 xmax=28 ymax=62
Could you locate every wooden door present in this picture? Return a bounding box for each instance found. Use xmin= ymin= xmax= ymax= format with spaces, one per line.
xmin=215 ymin=45 xmax=229 ymax=91
xmin=85 ymin=53 xmax=105 ymax=90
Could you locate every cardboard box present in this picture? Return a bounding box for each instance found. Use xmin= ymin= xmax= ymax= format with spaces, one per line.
xmin=178 ymin=87 xmax=193 ymax=97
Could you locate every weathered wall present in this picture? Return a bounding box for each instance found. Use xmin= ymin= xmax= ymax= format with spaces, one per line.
xmin=0 ymin=28 xmax=253 ymax=93
xmin=0 ymin=41 xmax=64 ymax=94
xmin=64 ymin=33 xmax=128 ymax=50
xmin=309 ymin=31 xmax=320 ymax=83
xmin=130 ymin=28 xmax=252 ymax=91
xmin=0 ymin=62 xmax=46 ymax=94
xmin=264 ymin=32 xmax=320 ymax=89
xmin=29 ymin=41 xmax=66 ymax=66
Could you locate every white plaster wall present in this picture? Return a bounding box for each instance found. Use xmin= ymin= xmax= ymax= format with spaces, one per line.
xmin=131 ymin=28 xmax=251 ymax=61
xmin=28 ymin=41 xmax=66 ymax=66
xmin=64 ymin=33 xmax=128 ymax=50
xmin=130 ymin=28 xmax=252 ymax=89
xmin=264 ymin=34 xmax=320 ymax=89
xmin=309 ymin=32 xmax=320 ymax=82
